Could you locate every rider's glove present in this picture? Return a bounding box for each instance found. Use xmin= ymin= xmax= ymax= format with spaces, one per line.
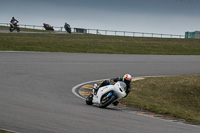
xmin=110 ymin=80 xmax=115 ymax=85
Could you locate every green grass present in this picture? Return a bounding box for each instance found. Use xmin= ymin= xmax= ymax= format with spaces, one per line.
xmin=0 ymin=33 xmax=200 ymax=55
xmin=0 ymin=26 xmax=49 ymax=32
xmin=0 ymin=130 xmax=13 ymax=133
xmin=121 ymin=75 xmax=200 ymax=124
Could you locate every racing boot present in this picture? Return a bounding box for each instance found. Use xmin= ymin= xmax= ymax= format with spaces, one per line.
xmin=112 ymin=101 xmax=119 ymax=106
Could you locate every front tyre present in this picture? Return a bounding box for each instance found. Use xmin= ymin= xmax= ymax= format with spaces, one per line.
xmin=99 ymin=93 xmax=117 ymax=108
xmin=67 ymin=29 xmax=71 ymax=34
xmin=17 ymin=28 xmax=20 ymax=32
xmin=86 ymin=94 xmax=93 ymax=105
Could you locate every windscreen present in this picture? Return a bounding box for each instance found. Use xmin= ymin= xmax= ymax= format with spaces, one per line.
xmin=118 ymin=81 xmax=127 ymax=91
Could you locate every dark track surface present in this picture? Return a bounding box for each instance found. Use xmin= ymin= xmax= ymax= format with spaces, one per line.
xmin=0 ymin=52 xmax=200 ymax=133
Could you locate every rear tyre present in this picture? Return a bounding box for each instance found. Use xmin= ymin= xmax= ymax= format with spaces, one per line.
xmin=99 ymin=92 xmax=117 ymax=108
xmin=86 ymin=94 xmax=93 ymax=105
xmin=9 ymin=27 xmax=13 ymax=32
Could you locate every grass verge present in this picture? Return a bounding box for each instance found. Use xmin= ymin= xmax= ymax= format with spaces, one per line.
xmin=0 ymin=33 xmax=200 ymax=55
xmin=0 ymin=26 xmax=49 ymax=32
xmin=0 ymin=130 xmax=13 ymax=133
xmin=121 ymin=75 xmax=200 ymax=124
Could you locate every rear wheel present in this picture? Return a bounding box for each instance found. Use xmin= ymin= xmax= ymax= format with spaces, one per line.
xmin=9 ymin=27 xmax=13 ymax=32
xmin=86 ymin=94 xmax=93 ymax=105
xmin=99 ymin=92 xmax=116 ymax=108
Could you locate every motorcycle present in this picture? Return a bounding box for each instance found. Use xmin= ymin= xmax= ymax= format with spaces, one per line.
xmin=43 ymin=23 xmax=54 ymax=31
xmin=64 ymin=23 xmax=71 ymax=33
xmin=86 ymin=81 xmax=127 ymax=108
xmin=9 ymin=20 xmax=20 ymax=32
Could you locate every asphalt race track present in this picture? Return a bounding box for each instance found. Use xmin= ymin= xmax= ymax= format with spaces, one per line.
xmin=0 ymin=52 xmax=200 ymax=133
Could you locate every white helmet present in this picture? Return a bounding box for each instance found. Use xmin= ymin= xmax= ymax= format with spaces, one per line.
xmin=123 ymin=74 xmax=132 ymax=84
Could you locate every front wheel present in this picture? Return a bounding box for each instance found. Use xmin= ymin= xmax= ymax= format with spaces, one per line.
xmin=99 ymin=92 xmax=117 ymax=108
xmin=86 ymin=94 xmax=93 ymax=105
xmin=17 ymin=28 xmax=20 ymax=32
xmin=67 ymin=29 xmax=71 ymax=33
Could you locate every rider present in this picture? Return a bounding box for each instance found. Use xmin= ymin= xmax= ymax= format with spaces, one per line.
xmin=43 ymin=23 xmax=49 ymax=28
xmin=93 ymin=74 xmax=132 ymax=106
xmin=64 ymin=22 xmax=70 ymax=29
xmin=10 ymin=17 xmax=19 ymax=24
xmin=64 ymin=22 xmax=71 ymax=33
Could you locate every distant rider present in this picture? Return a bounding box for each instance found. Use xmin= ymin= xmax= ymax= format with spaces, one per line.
xmin=64 ymin=22 xmax=71 ymax=33
xmin=93 ymin=74 xmax=132 ymax=106
xmin=10 ymin=17 xmax=19 ymax=25
xmin=64 ymin=22 xmax=70 ymax=29
xmin=43 ymin=23 xmax=49 ymax=28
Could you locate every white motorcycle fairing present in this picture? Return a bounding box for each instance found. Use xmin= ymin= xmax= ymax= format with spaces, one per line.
xmin=92 ymin=81 xmax=127 ymax=107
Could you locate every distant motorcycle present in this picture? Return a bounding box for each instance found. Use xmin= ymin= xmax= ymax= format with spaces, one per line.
xmin=43 ymin=23 xmax=54 ymax=31
xmin=9 ymin=20 xmax=20 ymax=32
xmin=64 ymin=23 xmax=71 ymax=33
xmin=86 ymin=81 xmax=127 ymax=108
